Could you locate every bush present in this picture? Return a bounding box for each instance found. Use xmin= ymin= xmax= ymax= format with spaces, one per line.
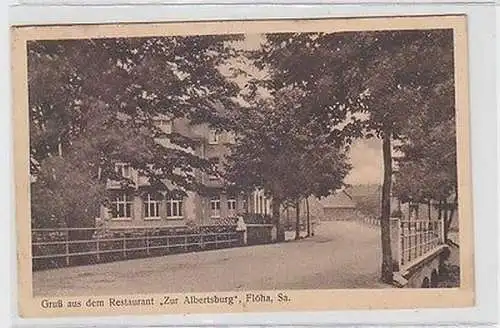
xmin=438 ymin=263 xmax=460 ymax=287
xmin=241 ymin=213 xmax=272 ymax=224
xmin=348 ymin=184 xmax=382 ymax=218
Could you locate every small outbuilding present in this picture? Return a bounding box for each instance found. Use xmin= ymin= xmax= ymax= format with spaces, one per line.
xmin=321 ymin=190 xmax=358 ymax=221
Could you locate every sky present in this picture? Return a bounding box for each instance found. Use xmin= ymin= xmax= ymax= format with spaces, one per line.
xmin=226 ymin=34 xmax=384 ymax=186
xmin=346 ymin=138 xmax=383 ymax=185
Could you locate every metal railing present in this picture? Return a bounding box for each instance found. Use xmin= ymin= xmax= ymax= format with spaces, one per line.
xmin=399 ymin=219 xmax=444 ymax=268
xmin=32 ymin=226 xmax=242 ymax=270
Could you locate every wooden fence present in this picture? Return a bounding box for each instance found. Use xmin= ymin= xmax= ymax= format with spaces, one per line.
xmin=32 ymin=226 xmax=243 ymax=270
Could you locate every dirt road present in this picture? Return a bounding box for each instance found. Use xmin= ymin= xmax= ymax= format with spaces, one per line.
xmin=33 ymin=221 xmax=390 ymax=297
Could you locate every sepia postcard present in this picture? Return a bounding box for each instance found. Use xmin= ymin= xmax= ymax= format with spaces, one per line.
xmin=12 ymin=15 xmax=475 ymax=318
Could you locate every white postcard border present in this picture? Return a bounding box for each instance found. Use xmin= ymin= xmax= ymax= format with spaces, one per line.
xmin=5 ymin=3 xmax=498 ymax=322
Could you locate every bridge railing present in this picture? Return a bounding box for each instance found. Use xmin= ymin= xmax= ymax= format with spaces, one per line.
xmin=391 ymin=218 xmax=445 ymax=271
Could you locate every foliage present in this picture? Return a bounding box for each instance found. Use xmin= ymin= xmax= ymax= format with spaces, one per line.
xmin=390 ymin=209 xmax=403 ymax=218
xmin=249 ymin=29 xmax=455 ymax=281
xmin=224 ymin=87 xmax=351 ymax=205
xmin=393 ymin=108 xmax=457 ymax=204
xmin=254 ymin=30 xmax=454 ymax=138
xmin=28 ymin=35 xmax=242 ymax=228
xmin=347 ymin=184 xmax=382 ymax=218
xmin=240 ymin=213 xmax=273 ymax=225
xmin=31 ymin=156 xmax=106 ymax=229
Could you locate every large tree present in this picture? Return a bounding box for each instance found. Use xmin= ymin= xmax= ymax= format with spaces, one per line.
xmin=393 ymin=77 xmax=457 ymax=239
xmin=28 ymin=35 xmax=243 ymax=229
xmin=224 ymin=87 xmax=350 ymax=241
xmin=250 ymin=29 xmax=455 ymax=282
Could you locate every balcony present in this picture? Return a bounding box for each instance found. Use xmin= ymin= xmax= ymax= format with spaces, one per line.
xmin=106 ymin=180 xmax=124 ymax=190
xmin=105 ymin=174 xmax=152 ymax=190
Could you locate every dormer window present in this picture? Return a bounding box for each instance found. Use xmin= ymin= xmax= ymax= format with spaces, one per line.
xmin=155 ymin=118 xmax=173 ymax=134
xmin=115 ymin=163 xmax=131 ymax=178
xmin=208 ymin=129 xmax=219 ymax=144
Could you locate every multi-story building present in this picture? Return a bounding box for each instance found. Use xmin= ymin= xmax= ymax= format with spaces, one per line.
xmin=98 ymin=115 xmax=272 ymax=228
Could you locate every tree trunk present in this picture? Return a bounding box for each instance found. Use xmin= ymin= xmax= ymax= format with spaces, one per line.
xmin=295 ymin=200 xmax=301 ymax=240
xmin=444 ymin=199 xmax=448 ymax=215
xmin=272 ymin=199 xmax=284 ymax=242
xmin=286 ymin=207 xmax=290 ymax=230
xmin=444 ymin=189 xmax=458 ymax=242
xmin=444 ymin=212 xmax=453 ymax=242
xmin=245 ymin=192 xmax=250 ymax=214
xmin=264 ymin=198 xmax=268 ymax=216
xmin=441 ymin=199 xmax=451 ymax=242
xmin=306 ymin=197 xmax=311 ymax=237
xmin=380 ymin=130 xmax=394 ymax=283
xmin=427 ymin=199 xmax=431 ymax=221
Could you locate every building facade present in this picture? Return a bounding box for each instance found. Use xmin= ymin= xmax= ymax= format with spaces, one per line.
xmin=99 ymin=116 xmax=273 ymax=228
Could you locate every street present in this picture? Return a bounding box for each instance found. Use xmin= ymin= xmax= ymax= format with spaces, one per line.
xmin=33 ymin=221 xmax=391 ymax=297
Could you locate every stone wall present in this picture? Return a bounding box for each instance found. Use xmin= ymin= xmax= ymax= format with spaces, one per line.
xmin=403 ymin=249 xmax=445 ymax=288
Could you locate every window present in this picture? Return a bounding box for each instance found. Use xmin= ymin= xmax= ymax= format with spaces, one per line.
xmin=115 ymin=163 xmax=131 ymax=178
xmin=111 ymin=194 xmax=132 ymax=220
xmin=208 ymin=129 xmax=219 ymax=144
xmin=144 ymin=193 xmax=161 ymax=219
xmin=166 ymin=198 xmax=183 ymax=219
xmin=227 ymin=198 xmax=237 ymax=217
xmin=157 ymin=119 xmax=172 ymax=134
xmin=210 ymin=196 xmax=221 ymax=218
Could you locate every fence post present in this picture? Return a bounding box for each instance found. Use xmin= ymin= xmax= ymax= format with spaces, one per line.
xmin=440 ymin=216 xmax=446 ymax=243
xmin=146 ymin=232 xmax=150 ymax=256
xmin=184 ymin=236 xmax=188 ymax=251
xmin=236 ymin=217 xmax=247 ymax=246
xmin=65 ymin=231 xmax=70 ymax=266
xmin=122 ymin=235 xmax=126 ymax=259
xmin=390 ymin=217 xmax=401 ymax=272
xmin=96 ymin=235 xmax=100 ymax=263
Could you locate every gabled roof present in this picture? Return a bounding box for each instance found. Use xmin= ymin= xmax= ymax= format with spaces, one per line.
xmin=321 ymin=190 xmax=357 ymax=209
